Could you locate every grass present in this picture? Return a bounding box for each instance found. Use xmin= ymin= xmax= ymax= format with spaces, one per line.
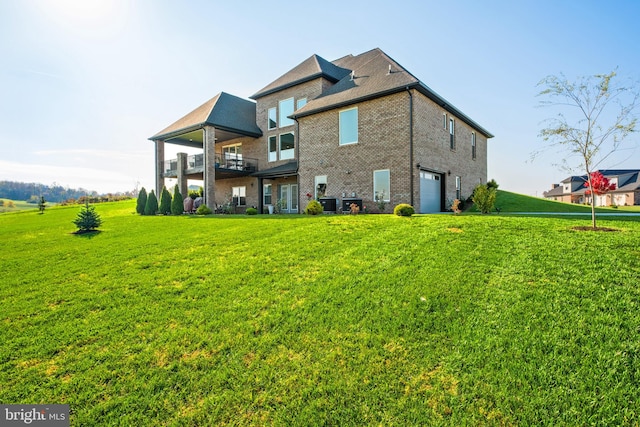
xmin=0 ymin=199 xmax=41 ymax=213
xmin=1 ymin=201 xmax=639 ymax=425
xmin=470 ymin=190 xmax=640 ymax=213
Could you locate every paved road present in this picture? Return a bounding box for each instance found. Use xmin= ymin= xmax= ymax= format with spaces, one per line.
xmin=503 ymin=212 xmax=640 ymax=216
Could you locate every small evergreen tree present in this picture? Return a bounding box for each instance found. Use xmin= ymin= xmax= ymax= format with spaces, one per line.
xmin=136 ymin=187 xmax=147 ymax=215
xmin=472 ymin=184 xmax=497 ymax=214
xmin=171 ymin=185 xmax=183 ymax=215
xmin=159 ymin=186 xmax=172 ymax=215
xmin=73 ymin=200 xmax=103 ymax=233
xmin=38 ymin=196 xmax=46 ymax=214
xmin=144 ymin=190 xmax=158 ymax=215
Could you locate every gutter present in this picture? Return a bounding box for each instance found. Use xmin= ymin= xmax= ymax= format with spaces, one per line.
xmin=407 ymin=87 xmax=414 ymax=207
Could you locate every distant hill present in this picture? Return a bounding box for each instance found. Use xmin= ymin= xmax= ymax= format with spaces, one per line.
xmin=0 ymin=180 xmax=103 ymax=203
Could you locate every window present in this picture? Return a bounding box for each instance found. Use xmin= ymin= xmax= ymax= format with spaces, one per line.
xmin=339 ymin=107 xmax=358 ymax=145
xmin=279 ymin=132 xmax=295 ymax=160
xmin=279 ymin=98 xmax=294 ymax=127
xmin=443 ymin=113 xmax=447 ymax=129
xmin=373 ymin=169 xmax=390 ymax=202
xmin=223 ymin=143 xmax=242 ymax=169
xmin=296 ymin=98 xmax=307 ymax=109
xmin=455 ymin=176 xmax=461 ymax=200
xmin=315 ymin=175 xmax=327 ymax=199
xmin=232 ymin=186 xmax=246 ymax=206
xmin=268 ymin=136 xmax=277 ymax=162
xmin=268 ymin=107 xmax=277 ymax=130
xmin=471 ymin=132 xmax=476 ymax=159
xmin=449 ymin=118 xmax=455 ymax=150
xmin=264 ymin=184 xmax=272 ymax=205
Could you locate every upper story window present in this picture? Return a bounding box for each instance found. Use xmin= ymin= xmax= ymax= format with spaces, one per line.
xmin=297 ymin=98 xmax=307 ymax=109
xmin=279 ymin=98 xmax=295 ymax=127
xmin=471 ymin=132 xmax=476 ymax=159
xmin=279 ymin=132 xmax=295 ymax=160
xmin=449 ymin=118 xmax=455 ymax=150
xmin=268 ymin=136 xmax=277 ymax=162
xmin=443 ymin=113 xmax=447 ymax=129
xmin=268 ymin=107 xmax=277 ymax=130
xmin=339 ymin=107 xmax=358 ymax=146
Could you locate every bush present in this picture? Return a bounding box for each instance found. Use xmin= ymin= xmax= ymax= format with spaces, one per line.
xmin=394 ymin=204 xmax=415 ymax=216
xmin=73 ymin=200 xmax=102 ymax=233
xmin=196 ymin=204 xmax=212 ymax=215
xmin=487 ymin=179 xmax=499 ymax=190
xmin=136 ymin=188 xmax=147 ymax=215
xmin=472 ymin=184 xmax=497 ymax=214
xmin=304 ymin=200 xmax=323 ymax=215
xmin=171 ymin=185 xmax=183 ymax=215
xmin=246 ymin=207 xmax=258 ymax=215
xmin=144 ymin=190 xmax=158 ymax=215
xmin=159 ymin=186 xmax=172 ymax=215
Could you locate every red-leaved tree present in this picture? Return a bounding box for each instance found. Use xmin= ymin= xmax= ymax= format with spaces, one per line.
xmin=584 ymin=171 xmax=616 ymax=206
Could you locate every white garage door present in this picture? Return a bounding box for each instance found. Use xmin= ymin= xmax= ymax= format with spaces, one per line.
xmin=420 ymin=171 xmax=441 ymax=213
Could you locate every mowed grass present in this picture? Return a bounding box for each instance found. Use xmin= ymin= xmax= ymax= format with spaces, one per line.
xmin=1 ymin=201 xmax=639 ymax=426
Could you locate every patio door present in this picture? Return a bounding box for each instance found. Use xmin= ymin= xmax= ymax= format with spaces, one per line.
xmin=279 ymin=184 xmax=298 ymax=213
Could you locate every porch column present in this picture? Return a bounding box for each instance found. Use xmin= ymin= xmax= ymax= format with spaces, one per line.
xmin=258 ymin=177 xmax=263 ymax=214
xmin=203 ymin=125 xmax=216 ymax=207
xmin=155 ymin=140 xmax=165 ymax=197
xmin=176 ymin=152 xmax=188 ymax=199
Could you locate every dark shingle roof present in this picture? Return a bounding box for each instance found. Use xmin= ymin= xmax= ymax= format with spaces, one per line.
xmin=150 ymin=92 xmax=262 ymax=141
xmin=290 ymin=48 xmax=493 ymax=138
xmin=250 ymin=55 xmax=351 ymax=100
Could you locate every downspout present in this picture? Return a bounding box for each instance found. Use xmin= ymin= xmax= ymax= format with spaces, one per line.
xmin=406 ymin=87 xmax=414 ymax=207
xmin=295 ymin=117 xmax=301 ymax=211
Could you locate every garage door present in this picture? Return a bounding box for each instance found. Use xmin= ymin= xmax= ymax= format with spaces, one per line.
xmin=420 ymin=171 xmax=441 ymax=213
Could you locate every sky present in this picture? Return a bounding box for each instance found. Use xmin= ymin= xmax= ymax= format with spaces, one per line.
xmin=1 ymin=0 xmax=639 ymax=196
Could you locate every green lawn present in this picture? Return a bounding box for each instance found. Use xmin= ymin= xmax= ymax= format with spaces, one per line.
xmin=1 ymin=201 xmax=639 ymax=425
xmin=0 ymin=199 xmax=41 ymax=213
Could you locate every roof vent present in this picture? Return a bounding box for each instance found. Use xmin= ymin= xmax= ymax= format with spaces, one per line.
xmin=350 ymin=70 xmax=355 ymax=81
xmin=387 ymin=64 xmax=392 ymax=75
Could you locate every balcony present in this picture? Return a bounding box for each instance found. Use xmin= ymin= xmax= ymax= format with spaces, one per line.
xmin=163 ymin=153 xmax=258 ymax=179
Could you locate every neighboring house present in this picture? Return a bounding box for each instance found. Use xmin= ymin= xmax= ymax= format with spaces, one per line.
xmin=149 ymin=48 xmax=493 ymax=213
xmin=543 ymin=169 xmax=640 ymax=206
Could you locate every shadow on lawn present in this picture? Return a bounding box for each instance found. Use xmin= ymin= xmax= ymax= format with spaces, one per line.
xmin=71 ymin=230 xmax=102 ymax=239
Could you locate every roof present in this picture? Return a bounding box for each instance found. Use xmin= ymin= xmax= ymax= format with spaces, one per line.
xmin=551 ymin=169 xmax=640 ymax=195
xmin=291 ymin=48 xmax=494 ymax=138
xmin=251 ymin=161 xmax=298 ymax=178
xmin=543 ymin=186 xmax=565 ymax=197
xmin=150 ymin=92 xmax=262 ymax=141
xmin=250 ymin=55 xmax=351 ymax=100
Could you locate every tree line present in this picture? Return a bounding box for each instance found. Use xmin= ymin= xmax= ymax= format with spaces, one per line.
xmin=0 ymin=180 xmax=133 ymax=204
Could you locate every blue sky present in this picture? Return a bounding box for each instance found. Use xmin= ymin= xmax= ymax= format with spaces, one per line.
xmin=1 ymin=0 xmax=638 ymax=195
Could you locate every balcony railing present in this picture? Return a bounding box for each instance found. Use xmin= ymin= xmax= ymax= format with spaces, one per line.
xmin=164 ymin=153 xmax=258 ymax=176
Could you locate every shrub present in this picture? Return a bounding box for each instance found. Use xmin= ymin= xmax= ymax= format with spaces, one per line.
xmin=136 ymin=188 xmax=147 ymax=215
xmin=394 ymin=204 xmax=415 ymax=216
xmin=38 ymin=196 xmax=46 ymax=214
xmin=159 ymin=186 xmax=172 ymax=215
xmin=472 ymin=184 xmax=497 ymax=214
xmin=487 ymin=179 xmax=499 ymax=190
xmin=196 ymin=204 xmax=212 ymax=215
xmin=144 ymin=190 xmax=158 ymax=215
xmin=171 ymin=185 xmax=183 ymax=215
xmin=73 ymin=200 xmax=102 ymax=233
xmin=304 ymin=200 xmax=323 ymax=215
xmin=246 ymin=207 xmax=258 ymax=215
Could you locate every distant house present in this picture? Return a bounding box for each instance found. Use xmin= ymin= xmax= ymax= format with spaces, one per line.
xmin=543 ymin=169 xmax=640 ymax=206
xmin=149 ymin=48 xmax=493 ymax=213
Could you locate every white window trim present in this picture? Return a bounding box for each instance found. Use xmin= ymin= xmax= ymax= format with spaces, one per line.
xmin=268 ymin=107 xmax=277 ymax=130
xmin=471 ymin=132 xmax=476 ymax=159
xmin=279 ymin=131 xmax=295 ymax=160
xmin=449 ymin=118 xmax=455 ymax=150
xmin=373 ymin=169 xmax=391 ymax=202
xmin=339 ymin=107 xmax=358 ymax=146
xmin=279 ymin=97 xmax=295 ymax=128
xmin=268 ymin=135 xmax=277 ymax=162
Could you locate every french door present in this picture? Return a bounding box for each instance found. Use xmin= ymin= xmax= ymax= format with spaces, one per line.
xmin=279 ymin=184 xmax=298 ymax=213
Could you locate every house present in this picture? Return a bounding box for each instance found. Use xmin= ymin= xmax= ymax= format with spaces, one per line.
xmin=543 ymin=169 xmax=640 ymax=206
xmin=149 ymin=48 xmax=493 ymax=214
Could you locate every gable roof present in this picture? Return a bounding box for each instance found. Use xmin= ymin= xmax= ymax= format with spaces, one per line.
xmin=250 ymin=55 xmax=351 ymax=100
xmin=150 ymin=92 xmax=262 ymax=141
xmin=291 ymin=48 xmax=494 ymax=138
